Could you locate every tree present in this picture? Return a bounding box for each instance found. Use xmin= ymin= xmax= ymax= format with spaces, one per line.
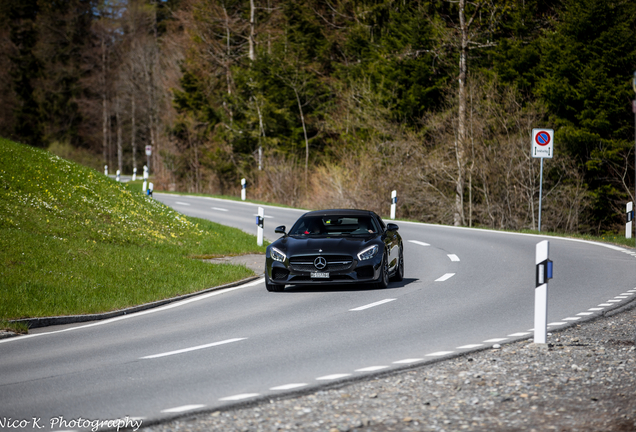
xmin=536 ymin=0 xmax=636 ymax=232
xmin=6 ymin=0 xmax=42 ymax=146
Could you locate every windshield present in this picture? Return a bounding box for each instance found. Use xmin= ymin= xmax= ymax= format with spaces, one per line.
xmin=289 ymin=215 xmax=379 ymax=237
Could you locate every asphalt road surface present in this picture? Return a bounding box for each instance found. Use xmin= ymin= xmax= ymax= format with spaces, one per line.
xmin=2 ymin=194 xmax=635 ymax=431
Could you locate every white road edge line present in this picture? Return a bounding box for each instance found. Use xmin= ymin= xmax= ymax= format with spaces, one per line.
xmin=350 ymin=298 xmax=396 ymax=311
xmin=1 ymin=278 xmax=265 ymax=344
xmin=140 ymin=338 xmax=247 ymax=359
xmin=161 ymin=405 xmax=205 ymax=413
xmin=435 ymin=273 xmax=455 ymax=282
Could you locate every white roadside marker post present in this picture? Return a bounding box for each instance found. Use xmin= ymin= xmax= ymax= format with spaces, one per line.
xmin=627 ymin=202 xmax=633 ymax=239
xmin=142 ymin=165 xmax=148 ymax=194
xmin=256 ymin=207 xmax=264 ymax=246
xmin=390 ymin=190 xmax=397 ymax=220
xmin=148 ymin=182 xmax=154 ymax=198
xmin=241 ymin=178 xmax=246 ymax=201
xmin=104 ymin=165 xmax=108 ymax=176
xmin=132 ymin=167 xmax=137 ymax=182
xmin=534 ymin=240 xmax=553 ymax=344
xmin=116 ymin=169 xmax=120 ymax=182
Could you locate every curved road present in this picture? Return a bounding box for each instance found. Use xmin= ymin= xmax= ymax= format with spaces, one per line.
xmin=1 ymin=194 xmax=635 ymax=430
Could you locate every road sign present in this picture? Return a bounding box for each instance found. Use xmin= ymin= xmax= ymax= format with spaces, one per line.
xmin=145 ymin=145 xmax=152 ymax=156
xmin=531 ymin=128 xmax=554 ymax=159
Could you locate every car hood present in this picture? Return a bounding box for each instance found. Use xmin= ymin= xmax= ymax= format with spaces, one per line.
xmin=272 ymin=235 xmax=378 ymax=257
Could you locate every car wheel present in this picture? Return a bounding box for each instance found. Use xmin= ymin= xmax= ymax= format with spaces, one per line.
xmin=375 ymin=254 xmax=390 ymax=289
xmin=391 ymin=247 xmax=404 ymax=282
xmin=265 ymin=277 xmax=285 ymax=292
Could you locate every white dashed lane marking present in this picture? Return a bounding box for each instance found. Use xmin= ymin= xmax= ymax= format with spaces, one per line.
xmin=140 ymin=338 xmax=246 ymax=359
xmin=447 ymin=254 xmax=460 ymax=262
xmin=219 ymin=393 xmax=260 ymax=401
xmin=316 ymin=374 xmax=351 ymax=381
xmin=270 ymin=383 xmax=307 ymax=391
xmin=393 ymin=358 xmax=424 ymax=364
xmin=161 ymin=405 xmax=204 ymax=414
xmin=175 ymin=201 xmax=190 ymax=206
xmin=457 ymin=344 xmax=484 ymax=349
xmin=425 ymin=351 xmax=454 ymax=357
xmin=356 ymin=366 xmax=388 ymax=372
xmin=483 ymin=338 xmax=507 ymax=343
xmin=408 ymin=240 xmax=430 ymax=246
xmin=435 ymin=273 xmax=455 ymax=282
xmin=349 ymin=299 xmax=396 ymax=311
xmin=212 ymin=207 xmax=228 ymax=211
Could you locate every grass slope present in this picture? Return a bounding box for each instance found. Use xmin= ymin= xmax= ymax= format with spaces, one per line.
xmin=0 ymin=138 xmax=266 ymax=330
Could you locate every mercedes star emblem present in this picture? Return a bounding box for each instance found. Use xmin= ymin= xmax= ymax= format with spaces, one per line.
xmin=314 ymin=256 xmax=327 ymax=270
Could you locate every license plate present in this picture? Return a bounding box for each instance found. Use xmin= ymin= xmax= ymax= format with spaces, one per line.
xmin=311 ymin=272 xmax=329 ymax=278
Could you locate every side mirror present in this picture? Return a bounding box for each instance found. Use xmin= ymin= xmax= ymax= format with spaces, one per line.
xmin=275 ymin=225 xmax=286 ymax=235
xmin=386 ymin=223 xmax=399 ymax=232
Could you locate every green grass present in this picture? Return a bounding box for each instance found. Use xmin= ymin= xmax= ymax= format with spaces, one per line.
xmin=0 ymin=138 xmax=267 ymax=332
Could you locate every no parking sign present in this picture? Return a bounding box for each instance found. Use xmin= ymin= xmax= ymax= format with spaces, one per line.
xmin=531 ymin=129 xmax=554 ymax=158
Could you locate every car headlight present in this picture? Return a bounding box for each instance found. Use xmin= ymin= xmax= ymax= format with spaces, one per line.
xmin=270 ymin=247 xmax=287 ymax=263
xmin=357 ymin=244 xmax=379 ymax=261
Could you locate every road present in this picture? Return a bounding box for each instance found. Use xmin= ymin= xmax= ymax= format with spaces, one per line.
xmin=2 ymin=193 xmax=635 ymax=431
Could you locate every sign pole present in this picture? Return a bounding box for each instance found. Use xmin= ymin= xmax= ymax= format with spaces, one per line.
xmin=632 ymin=72 xmax=636 ymax=243
xmin=538 ymin=158 xmax=544 ymax=232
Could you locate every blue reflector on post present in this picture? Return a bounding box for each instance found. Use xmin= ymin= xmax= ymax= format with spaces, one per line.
xmin=547 ymin=260 xmax=553 ymax=280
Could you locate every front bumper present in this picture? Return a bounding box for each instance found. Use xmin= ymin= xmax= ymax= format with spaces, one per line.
xmin=265 ymin=254 xmax=383 ymax=285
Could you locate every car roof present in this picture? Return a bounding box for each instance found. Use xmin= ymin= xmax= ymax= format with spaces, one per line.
xmin=301 ymin=209 xmax=377 ymax=218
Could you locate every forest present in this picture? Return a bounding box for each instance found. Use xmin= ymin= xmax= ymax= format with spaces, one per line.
xmin=1 ymin=0 xmax=636 ymax=234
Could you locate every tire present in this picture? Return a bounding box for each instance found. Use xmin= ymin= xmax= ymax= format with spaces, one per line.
xmin=391 ymin=247 xmax=404 ymax=282
xmin=375 ymin=254 xmax=390 ymax=289
xmin=265 ymin=276 xmax=285 ymax=292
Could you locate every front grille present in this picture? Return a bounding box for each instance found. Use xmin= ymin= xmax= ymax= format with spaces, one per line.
xmin=356 ymin=265 xmax=374 ymax=279
xmin=289 ymin=255 xmax=353 ymax=272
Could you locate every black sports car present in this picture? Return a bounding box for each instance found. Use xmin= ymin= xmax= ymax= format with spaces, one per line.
xmin=264 ymin=209 xmax=404 ymax=292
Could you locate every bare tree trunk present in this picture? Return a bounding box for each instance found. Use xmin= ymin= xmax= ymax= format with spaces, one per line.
xmin=454 ymin=0 xmax=469 ymax=227
xmin=116 ymin=93 xmax=123 ymax=173
xmin=293 ymin=86 xmax=309 ymax=186
xmin=101 ymin=37 xmax=108 ymax=166
xmin=248 ymin=0 xmax=255 ymax=61
xmin=141 ymin=45 xmax=157 ymax=173
xmin=222 ymin=4 xmax=233 ymax=123
xmin=131 ymin=93 xmax=137 ymax=170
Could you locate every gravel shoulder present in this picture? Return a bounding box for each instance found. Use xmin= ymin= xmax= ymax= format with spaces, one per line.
xmin=147 ymin=300 xmax=636 ymax=432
